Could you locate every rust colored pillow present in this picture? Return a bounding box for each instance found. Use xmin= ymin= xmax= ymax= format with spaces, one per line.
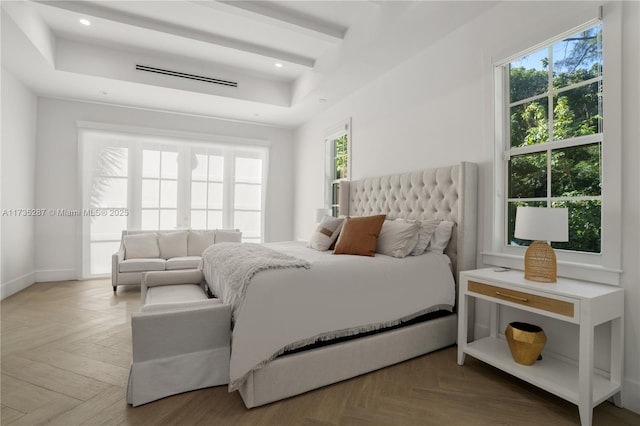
xmin=333 ymin=214 xmax=386 ymax=256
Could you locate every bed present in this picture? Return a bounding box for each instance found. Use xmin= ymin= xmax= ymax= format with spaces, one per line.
xmin=202 ymin=162 xmax=478 ymax=408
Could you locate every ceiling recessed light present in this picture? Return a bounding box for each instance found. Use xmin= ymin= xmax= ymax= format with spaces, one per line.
xmin=275 ymin=63 xmax=283 ymax=68
xmin=79 ymin=18 xmax=91 ymax=26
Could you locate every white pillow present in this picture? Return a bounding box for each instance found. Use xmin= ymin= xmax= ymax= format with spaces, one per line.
xmin=410 ymin=219 xmax=441 ymax=256
xmin=124 ymin=233 xmax=159 ymax=259
xmin=158 ymin=231 xmax=188 ymax=259
xmin=215 ymin=229 xmax=242 ymax=243
xmin=308 ymin=216 xmax=344 ymax=251
xmin=376 ymin=219 xmax=420 ymax=258
xmin=427 ymin=221 xmax=455 ymax=254
xmin=188 ymin=230 xmax=216 ymax=256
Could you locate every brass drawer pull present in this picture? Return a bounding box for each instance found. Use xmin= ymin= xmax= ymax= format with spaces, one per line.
xmin=495 ymin=291 xmax=529 ymax=302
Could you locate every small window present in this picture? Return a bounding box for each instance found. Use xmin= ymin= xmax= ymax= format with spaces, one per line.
xmin=325 ymin=120 xmax=351 ymax=217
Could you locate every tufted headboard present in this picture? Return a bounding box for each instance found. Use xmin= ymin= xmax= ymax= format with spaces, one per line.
xmin=338 ymin=162 xmax=478 ymax=282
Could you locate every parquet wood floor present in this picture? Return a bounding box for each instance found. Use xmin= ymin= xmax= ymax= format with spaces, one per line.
xmin=1 ymin=279 xmax=639 ymax=425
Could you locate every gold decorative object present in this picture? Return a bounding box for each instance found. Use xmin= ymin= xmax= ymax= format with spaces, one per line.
xmin=505 ymin=322 xmax=546 ymax=366
xmin=524 ymin=241 xmax=558 ymax=283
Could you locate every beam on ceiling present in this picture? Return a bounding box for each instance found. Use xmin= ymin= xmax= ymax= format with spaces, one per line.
xmin=32 ymin=0 xmax=315 ymax=68
xmin=208 ymin=1 xmax=346 ymax=42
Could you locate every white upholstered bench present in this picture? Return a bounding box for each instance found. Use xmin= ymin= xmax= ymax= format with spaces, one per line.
xmin=126 ymin=270 xmax=231 ymax=407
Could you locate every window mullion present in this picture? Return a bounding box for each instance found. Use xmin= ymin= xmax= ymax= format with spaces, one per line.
xmin=546 ymin=42 xmax=553 ymax=208
xmin=508 ymin=134 xmax=602 ymax=158
xmin=548 ymin=46 xmax=554 ymax=145
xmin=177 ymin=145 xmax=191 ymax=228
xmin=205 ymin=153 xmax=210 ymax=229
xmin=129 ymin=144 xmax=142 ymax=230
xmin=547 ymin=146 xmax=553 ymax=208
xmin=547 ymin=45 xmax=554 ymax=207
xmin=223 ymin=150 xmax=235 ymax=229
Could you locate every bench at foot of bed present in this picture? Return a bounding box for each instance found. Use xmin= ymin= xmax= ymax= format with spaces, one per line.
xmin=126 ymin=270 xmax=231 ymax=407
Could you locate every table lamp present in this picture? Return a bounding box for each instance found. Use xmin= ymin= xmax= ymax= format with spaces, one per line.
xmin=514 ymin=206 xmax=568 ymax=283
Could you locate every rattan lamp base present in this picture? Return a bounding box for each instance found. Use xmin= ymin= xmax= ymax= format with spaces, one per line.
xmin=524 ymin=241 xmax=557 ymax=283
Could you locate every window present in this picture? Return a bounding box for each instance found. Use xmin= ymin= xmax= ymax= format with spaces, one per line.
xmin=80 ymin=129 xmax=268 ymax=277
xmin=190 ymin=148 xmax=225 ymax=230
xmin=141 ymin=146 xmax=180 ymax=229
xmin=325 ymin=120 xmax=351 ymax=216
xmin=491 ymin=9 xmax=623 ymax=285
xmin=233 ymin=155 xmax=264 ymax=243
xmin=504 ymin=23 xmax=603 ymax=253
xmin=85 ymin=141 xmax=129 ymax=276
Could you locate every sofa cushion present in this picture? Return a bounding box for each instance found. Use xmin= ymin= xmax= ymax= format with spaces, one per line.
xmin=144 ymin=269 xmax=203 ymax=286
xmin=214 ymin=229 xmax=242 ymax=243
xmin=144 ymin=284 xmax=209 ymax=306
xmin=158 ymin=231 xmax=188 ymax=259
xmin=187 ymin=230 xmax=216 ymax=256
xmin=124 ymin=233 xmax=159 ymax=259
xmin=166 ymin=256 xmax=201 ymax=270
xmin=120 ymin=258 xmax=166 ymax=273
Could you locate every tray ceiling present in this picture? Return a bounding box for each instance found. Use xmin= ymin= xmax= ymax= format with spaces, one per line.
xmin=1 ymin=1 xmax=496 ymax=127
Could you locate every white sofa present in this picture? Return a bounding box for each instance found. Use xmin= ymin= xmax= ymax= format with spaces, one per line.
xmin=126 ymin=269 xmax=231 ymax=407
xmin=112 ymin=229 xmax=241 ymax=292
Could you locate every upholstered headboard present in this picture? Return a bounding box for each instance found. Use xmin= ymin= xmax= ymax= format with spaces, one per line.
xmin=338 ymin=162 xmax=478 ymax=281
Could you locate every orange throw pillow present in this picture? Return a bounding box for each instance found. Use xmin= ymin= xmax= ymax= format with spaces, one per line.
xmin=333 ymin=214 xmax=386 ymax=256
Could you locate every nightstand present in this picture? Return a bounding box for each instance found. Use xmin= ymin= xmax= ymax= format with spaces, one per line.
xmin=457 ymin=268 xmax=624 ymax=426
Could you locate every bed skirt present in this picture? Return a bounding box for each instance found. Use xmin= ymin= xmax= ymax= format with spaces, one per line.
xmin=237 ymin=313 xmax=457 ymax=408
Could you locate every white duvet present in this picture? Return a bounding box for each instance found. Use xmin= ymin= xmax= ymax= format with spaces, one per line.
xmin=202 ymin=241 xmax=455 ymax=390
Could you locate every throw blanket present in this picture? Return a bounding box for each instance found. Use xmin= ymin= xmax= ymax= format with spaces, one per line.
xmin=201 ymin=242 xmax=311 ymax=319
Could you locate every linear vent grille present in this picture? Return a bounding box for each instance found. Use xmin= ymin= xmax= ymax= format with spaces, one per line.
xmin=135 ymin=65 xmax=237 ymax=87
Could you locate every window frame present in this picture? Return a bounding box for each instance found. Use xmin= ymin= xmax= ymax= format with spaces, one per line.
xmin=324 ymin=119 xmax=351 ymax=217
xmin=485 ymin=9 xmax=622 ymax=285
xmin=231 ymin=148 xmax=269 ymax=243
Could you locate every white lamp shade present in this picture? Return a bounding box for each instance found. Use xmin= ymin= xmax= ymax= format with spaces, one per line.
xmin=514 ymin=207 xmax=569 ymax=242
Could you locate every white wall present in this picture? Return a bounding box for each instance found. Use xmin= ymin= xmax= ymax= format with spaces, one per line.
xmin=293 ymin=1 xmax=639 ymax=414
xmin=1 ymin=68 xmax=37 ymax=299
xmin=35 ymin=98 xmax=294 ymax=282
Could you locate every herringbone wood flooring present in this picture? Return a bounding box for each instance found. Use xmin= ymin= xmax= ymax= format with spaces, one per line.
xmin=1 ymin=279 xmax=638 ymax=426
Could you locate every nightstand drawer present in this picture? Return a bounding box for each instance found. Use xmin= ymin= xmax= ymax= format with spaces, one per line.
xmin=468 ymin=281 xmax=575 ymax=318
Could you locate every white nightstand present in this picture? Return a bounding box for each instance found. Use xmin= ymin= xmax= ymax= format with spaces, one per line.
xmin=457 ymin=268 xmax=624 ymax=426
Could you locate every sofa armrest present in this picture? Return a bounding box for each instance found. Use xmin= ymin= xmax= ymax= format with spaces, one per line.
xmin=131 ymin=303 xmax=231 ymax=362
xmin=112 ymin=249 xmax=125 ymax=290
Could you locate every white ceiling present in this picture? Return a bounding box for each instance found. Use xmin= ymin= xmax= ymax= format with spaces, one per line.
xmin=1 ymin=0 xmax=497 ymax=128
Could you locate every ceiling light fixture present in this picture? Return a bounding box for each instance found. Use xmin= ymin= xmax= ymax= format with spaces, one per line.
xmin=275 ymin=63 xmax=283 ymax=68
xmin=79 ymin=18 xmax=91 ymax=26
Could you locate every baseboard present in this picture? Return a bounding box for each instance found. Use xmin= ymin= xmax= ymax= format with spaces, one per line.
xmin=624 ymin=377 xmax=640 ymax=415
xmin=1 ymin=271 xmax=36 ymax=300
xmin=35 ymin=268 xmax=77 ymax=283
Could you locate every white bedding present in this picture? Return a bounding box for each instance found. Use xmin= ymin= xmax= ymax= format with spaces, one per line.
xmin=202 ymin=241 xmax=455 ymax=390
